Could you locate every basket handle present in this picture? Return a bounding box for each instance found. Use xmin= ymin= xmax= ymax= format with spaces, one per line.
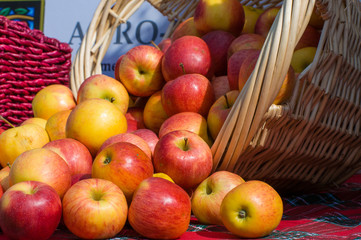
xmin=211 ymin=0 xmax=317 ymax=172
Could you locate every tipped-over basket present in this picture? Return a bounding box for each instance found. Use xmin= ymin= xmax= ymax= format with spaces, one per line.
xmin=70 ymin=0 xmax=361 ymax=194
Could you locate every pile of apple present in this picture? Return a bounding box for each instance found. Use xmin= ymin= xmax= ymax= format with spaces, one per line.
xmin=0 ymin=0 xmax=324 ymax=239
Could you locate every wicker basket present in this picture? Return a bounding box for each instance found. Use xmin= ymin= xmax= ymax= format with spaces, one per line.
xmin=0 ymin=16 xmax=72 ymax=129
xmin=70 ymin=0 xmax=361 ymax=194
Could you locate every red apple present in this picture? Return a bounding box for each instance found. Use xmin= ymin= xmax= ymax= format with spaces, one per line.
xmin=125 ymin=107 xmax=145 ymax=132
xmin=228 ymin=49 xmax=260 ymax=90
xmin=171 ymin=17 xmax=202 ymax=42
xmin=158 ymin=38 xmax=172 ymax=52
xmin=0 ymin=181 xmax=62 ymax=240
xmin=211 ymin=75 xmax=230 ymax=100
xmin=92 ymin=141 xmax=154 ymax=203
xmin=202 ymin=30 xmax=236 ymax=76
xmin=294 ymin=25 xmax=321 ymax=51
xmin=62 ymin=178 xmax=128 ymax=239
xmin=0 ymin=166 xmax=10 ymax=192
xmin=42 ymin=138 xmax=93 ymax=177
xmin=194 ymin=0 xmax=245 ymax=36
xmin=77 ymin=74 xmax=129 ymax=115
xmin=114 ymin=55 xmax=123 ymax=81
xmin=9 ymin=148 xmax=72 ymax=198
xmin=97 ymin=132 xmax=152 ymax=160
xmin=118 ymin=45 xmax=165 ymax=97
xmin=227 ymin=33 xmax=265 ymax=59
xmin=255 ymin=7 xmax=280 ymax=38
xmin=161 ymin=73 xmax=215 ymax=117
xmin=128 ymin=177 xmax=191 ymax=239
xmin=132 ymin=128 xmax=159 ymax=156
xmin=161 ymin=35 xmax=211 ymax=82
xmin=207 ymin=90 xmax=240 ymax=140
xmin=191 ymin=171 xmax=245 ymax=225
xmin=159 ymin=111 xmax=213 ymax=146
xmin=0 ymin=127 xmax=4 ymax=135
xmin=71 ymin=173 xmax=92 ymax=186
xmin=153 ymin=130 xmax=213 ymax=190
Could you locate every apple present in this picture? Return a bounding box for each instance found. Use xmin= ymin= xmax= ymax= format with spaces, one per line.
xmin=0 ymin=166 xmax=10 ymax=190
xmin=125 ymin=107 xmax=145 ymax=132
xmin=20 ymin=117 xmax=47 ymax=129
xmin=159 ymin=111 xmax=213 ymax=146
xmin=0 ymin=127 xmax=4 ymax=135
xmin=227 ymin=33 xmax=265 ymax=59
xmin=132 ymin=128 xmax=159 ymax=155
xmin=194 ymin=0 xmax=245 ymax=36
xmin=62 ymin=178 xmax=128 ymax=239
xmin=0 ymin=123 xmax=49 ymax=167
xmin=211 ymin=75 xmax=230 ymax=100
xmin=157 ymin=37 xmax=172 ymax=52
xmin=128 ymin=177 xmax=191 ymax=239
xmin=0 ymin=184 xmax=2 ymax=198
xmin=45 ymin=109 xmax=72 ymax=141
xmin=171 ymin=17 xmax=202 ymax=42
xmin=191 ymin=171 xmax=245 ymax=225
xmin=114 ymin=55 xmax=123 ymax=81
xmin=32 ymin=84 xmax=76 ymax=120
xmin=118 ymin=45 xmax=165 ymax=97
xmin=161 ymin=73 xmax=215 ymax=117
xmin=161 ymin=35 xmax=211 ymax=82
xmin=143 ymin=90 xmax=169 ymax=134
xmin=309 ymin=5 xmax=324 ymax=29
xmin=237 ymin=50 xmax=261 ymax=91
xmin=254 ymin=7 xmax=280 ymax=38
xmin=0 ymin=181 xmax=62 ymax=240
xmin=66 ymin=98 xmax=127 ymax=157
xmin=9 ymin=148 xmax=72 ymax=198
xmin=42 ymin=138 xmax=93 ymax=177
xmin=153 ymin=130 xmax=213 ymax=190
xmin=242 ymin=5 xmax=264 ymax=34
xmin=202 ymin=30 xmax=236 ymax=76
xmin=207 ymin=90 xmax=240 ymax=140
xmin=294 ymin=25 xmax=321 ymax=51
xmin=97 ymin=132 xmax=152 ymax=160
xmin=77 ymin=74 xmax=129 ymax=115
xmin=228 ymin=49 xmax=260 ymax=90
xmin=92 ymin=141 xmax=154 ymax=203
xmin=220 ymin=180 xmax=283 ymax=238
xmin=291 ymin=46 xmax=317 ymax=73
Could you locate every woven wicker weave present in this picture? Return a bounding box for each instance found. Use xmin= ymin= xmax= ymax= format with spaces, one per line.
xmin=0 ymin=16 xmax=72 ymax=129
xmin=70 ymin=0 xmax=361 ymax=193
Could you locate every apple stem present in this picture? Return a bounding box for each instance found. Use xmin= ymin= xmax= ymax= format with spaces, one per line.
xmin=183 ymin=137 xmax=189 ymax=151
xmin=150 ymin=40 xmax=161 ymax=51
xmin=103 ymin=157 xmax=111 ymax=165
xmin=179 ymin=63 xmax=186 ymax=75
xmin=238 ymin=210 xmax=246 ymax=219
xmin=7 ymin=162 xmax=11 ymax=169
xmin=0 ymin=115 xmax=15 ymax=128
xmin=110 ymin=97 xmax=115 ymax=103
xmin=224 ymin=94 xmax=230 ymax=108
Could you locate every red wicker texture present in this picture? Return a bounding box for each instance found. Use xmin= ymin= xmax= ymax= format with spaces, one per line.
xmin=0 ymin=16 xmax=72 ymax=129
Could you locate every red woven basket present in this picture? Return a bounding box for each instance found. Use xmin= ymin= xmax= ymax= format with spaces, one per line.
xmin=0 ymin=16 xmax=72 ymax=129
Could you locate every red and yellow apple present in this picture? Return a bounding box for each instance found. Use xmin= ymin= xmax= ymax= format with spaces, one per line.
xmin=211 ymin=75 xmax=230 ymax=100
xmin=20 ymin=117 xmax=47 ymax=129
xmin=45 ymin=109 xmax=72 ymax=141
xmin=227 ymin=33 xmax=265 ymax=59
xmin=171 ymin=17 xmax=202 ymax=42
xmin=242 ymin=5 xmax=264 ymax=34
xmin=132 ymin=128 xmax=159 ymax=156
xmin=62 ymin=178 xmax=128 ymax=239
xmin=31 ymin=84 xmax=76 ymax=120
xmin=143 ymin=90 xmax=169 ymax=134
xmin=125 ymin=107 xmax=145 ymax=132
xmin=220 ymin=180 xmax=283 ymax=238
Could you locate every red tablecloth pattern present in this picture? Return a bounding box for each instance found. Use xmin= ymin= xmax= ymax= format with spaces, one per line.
xmin=1 ymin=175 xmax=361 ymax=240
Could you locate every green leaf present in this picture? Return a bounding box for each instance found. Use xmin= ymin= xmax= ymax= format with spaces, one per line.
xmin=15 ymin=8 xmax=28 ymax=15
xmin=0 ymin=8 xmax=11 ymax=16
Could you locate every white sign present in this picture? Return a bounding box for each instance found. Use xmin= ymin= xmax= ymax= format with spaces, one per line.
xmin=43 ymin=0 xmax=170 ymax=78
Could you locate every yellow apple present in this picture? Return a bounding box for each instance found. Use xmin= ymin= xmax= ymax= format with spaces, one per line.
xmin=242 ymin=5 xmax=264 ymax=34
xmin=0 ymin=166 xmax=10 ymax=192
xmin=45 ymin=109 xmax=72 ymax=141
xmin=153 ymin=172 xmax=175 ymax=183
xmin=0 ymin=124 xmax=49 ymax=167
xmin=65 ymin=98 xmax=127 ymax=156
xmin=20 ymin=117 xmax=47 ymax=129
xmin=32 ymin=84 xmax=76 ymax=120
xmin=273 ymin=66 xmax=296 ymax=105
xmin=220 ymin=180 xmax=283 ymax=238
xmin=291 ymin=47 xmax=317 ymax=73
xmin=143 ymin=90 xmax=169 ymax=134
